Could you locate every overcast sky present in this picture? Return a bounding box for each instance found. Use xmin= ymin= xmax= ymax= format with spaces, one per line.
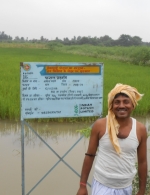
xmin=1 ymin=0 xmax=150 ymax=42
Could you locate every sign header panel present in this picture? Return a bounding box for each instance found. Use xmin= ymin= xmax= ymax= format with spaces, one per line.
xmin=20 ymin=62 xmax=104 ymax=119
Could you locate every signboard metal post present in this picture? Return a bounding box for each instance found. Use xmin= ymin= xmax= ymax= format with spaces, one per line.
xmin=20 ymin=62 xmax=104 ymax=195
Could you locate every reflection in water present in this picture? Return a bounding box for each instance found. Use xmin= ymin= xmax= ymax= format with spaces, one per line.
xmin=0 ymin=116 xmax=150 ymax=195
xmin=0 ymin=119 xmax=91 ymax=147
xmin=1 ymin=116 xmax=150 ymax=137
xmin=0 ymin=120 xmax=93 ymax=195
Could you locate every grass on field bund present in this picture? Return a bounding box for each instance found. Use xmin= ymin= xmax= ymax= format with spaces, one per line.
xmin=0 ymin=43 xmax=150 ymax=120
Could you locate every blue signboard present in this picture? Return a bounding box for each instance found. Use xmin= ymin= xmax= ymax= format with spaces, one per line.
xmin=20 ymin=62 xmax=104 ymax=119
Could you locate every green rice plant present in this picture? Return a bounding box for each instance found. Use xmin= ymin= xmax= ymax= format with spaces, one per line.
xmin=0 ymin=47 xmax=96 ymax=120
xmin=76 ymin=126 xmax=92 ymax=138
xmin=0 ymin=46 xmax=150 ymax=120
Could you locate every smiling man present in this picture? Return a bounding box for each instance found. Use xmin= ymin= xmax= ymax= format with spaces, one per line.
xmin=76 ymin=83 xmax=147 ymax=195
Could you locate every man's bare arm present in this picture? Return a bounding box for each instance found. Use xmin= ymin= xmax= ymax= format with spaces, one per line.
xmin=76 ymin=118 xmax=105 ymax=195
xmin=136 ymin=124 xmax=147 ymax=195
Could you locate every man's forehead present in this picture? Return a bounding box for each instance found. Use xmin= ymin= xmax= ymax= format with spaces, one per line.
xmin=113 ymin=95 xmax=131 ymax=100
xmin=114 ymin=92 xmax=129 ymax=99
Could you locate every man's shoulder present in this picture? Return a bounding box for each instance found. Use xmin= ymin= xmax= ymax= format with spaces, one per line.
xmin=94 ymin=117 xmax=107 ymax=125
xmin=135 ymin=119 xmax=147 ymax=141
xmin=91 ymin=117 xmax=107 ymax=139
xmin=135 ymin=119 xmax=146 ymax=130
xmin=131 ymin=117 xmax=146 ymax=129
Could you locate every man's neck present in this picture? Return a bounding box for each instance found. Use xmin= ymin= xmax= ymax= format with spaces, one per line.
xmin=116 ymin=117 xmax=131 ymax=126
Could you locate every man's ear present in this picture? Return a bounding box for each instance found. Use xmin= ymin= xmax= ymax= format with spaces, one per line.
xmin=132 ymin=104 xmax=135 ymax=110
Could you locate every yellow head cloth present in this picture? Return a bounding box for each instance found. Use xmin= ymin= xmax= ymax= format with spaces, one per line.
xmin=107 ymin=83 xmax=143 ymax=154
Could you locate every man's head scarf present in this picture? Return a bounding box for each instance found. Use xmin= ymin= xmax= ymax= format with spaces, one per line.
xmin=107 ymin=83 xmax=143 ymax=154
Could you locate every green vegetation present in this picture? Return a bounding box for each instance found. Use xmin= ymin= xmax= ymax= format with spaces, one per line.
xmin=0 ymin=43 xmax=149 ymax=194
xmin=47 ymin=44 xmax=150 ymax=66
xmin=1 ymin=31 xmax=150 ymax=46
xmin=0 ymin=43 xmax=150 ymax=120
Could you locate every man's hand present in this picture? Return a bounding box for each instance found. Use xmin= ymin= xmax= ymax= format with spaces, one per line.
xmin=136 ymin=190 xmax=145 ymax=195
xmin=76 ymin=186 xmax=88 ymax=195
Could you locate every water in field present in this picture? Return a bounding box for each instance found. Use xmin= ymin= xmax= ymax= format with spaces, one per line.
xmin=0 ymin=117 xmax=150 ymax=195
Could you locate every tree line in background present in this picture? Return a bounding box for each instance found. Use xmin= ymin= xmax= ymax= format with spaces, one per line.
xmin=0 ymin=31 xmax=150 ymax=47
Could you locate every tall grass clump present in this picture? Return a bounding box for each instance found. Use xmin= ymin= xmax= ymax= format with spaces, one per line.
xmin=49 ymin=44 xmax=150 ymax=66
